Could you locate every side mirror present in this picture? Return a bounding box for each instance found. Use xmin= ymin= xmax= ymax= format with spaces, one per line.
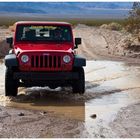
xmin=74 ymin=38 xmax=81 ymax=49
xmin=6 ymin=37 xmax=13 ymax=48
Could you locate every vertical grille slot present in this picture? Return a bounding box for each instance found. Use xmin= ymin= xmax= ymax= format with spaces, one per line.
xmin=36 ymin=56 xmax=39 ymax=67
xmin=45 ymin=55 xmax=48 ymax=67
xmin=40 ymin=55 xmax=43 ymax=68
xmin=31 ymin=56 xmax=34 ymax=67
xmin=54 ymin=56 xmax=56 ymax=68
xmin=58 ymin=56 xmax=61 ymax=68
xmin=49 ymin=56 xmax=52 ymax=68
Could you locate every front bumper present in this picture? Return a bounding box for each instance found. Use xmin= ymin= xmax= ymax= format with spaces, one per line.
xmin=13 ymin=72 xmax=79 ymax=81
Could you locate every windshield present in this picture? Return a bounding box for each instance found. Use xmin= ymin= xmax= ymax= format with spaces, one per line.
xmin=16 ymin=25 xmax=72 ymax=42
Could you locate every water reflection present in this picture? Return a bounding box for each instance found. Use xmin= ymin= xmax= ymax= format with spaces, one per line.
xmin=7 ymin=87 xmax=86 ymax=121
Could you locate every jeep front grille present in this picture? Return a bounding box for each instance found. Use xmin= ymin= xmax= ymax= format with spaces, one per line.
xmin=31 ymin=55 xmax=61 ymax=69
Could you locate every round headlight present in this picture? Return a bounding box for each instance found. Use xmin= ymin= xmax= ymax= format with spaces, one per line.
xmin=63 ymin=55 xmax=71 ymax=63
xmin=21 ymin=55 xmax=29 ymax=63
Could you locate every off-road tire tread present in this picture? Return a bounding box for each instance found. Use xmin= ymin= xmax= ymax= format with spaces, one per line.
xmin=72 ymin=67 xmax=85 ymax=94
xmin=5 ymin=68 xmax=18 ymax=96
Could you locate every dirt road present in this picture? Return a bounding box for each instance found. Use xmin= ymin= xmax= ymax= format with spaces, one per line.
xmin=0 ymin=25 xmax=140 ymax=138
xmin=74 ymin=24 xmax=140 ymax=62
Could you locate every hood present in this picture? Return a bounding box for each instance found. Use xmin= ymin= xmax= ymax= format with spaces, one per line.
xmin=14 ymin=42 xmax=74 ymax=54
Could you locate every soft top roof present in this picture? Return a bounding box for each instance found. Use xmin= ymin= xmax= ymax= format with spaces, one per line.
xmin=15 ymin=21 xmax=71 ymax=26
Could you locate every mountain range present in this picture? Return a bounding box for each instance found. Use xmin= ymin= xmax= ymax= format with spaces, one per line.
xmin=0 ymin=2 xmax=133 ymax=18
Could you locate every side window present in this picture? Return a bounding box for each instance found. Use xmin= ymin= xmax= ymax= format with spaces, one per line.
xmin=16 ymin=26 xmax=24 ymax=41
xmin=62 ymin=28 xmax=71 ymax=41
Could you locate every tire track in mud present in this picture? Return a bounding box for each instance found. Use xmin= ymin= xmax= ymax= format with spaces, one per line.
xmin=89 ymin=86 xmax=140 ymax=96
xmin=86 ymin=73 xmax=130 ymax=85
xmin=86 ymin=67 xmax=106 ymax=74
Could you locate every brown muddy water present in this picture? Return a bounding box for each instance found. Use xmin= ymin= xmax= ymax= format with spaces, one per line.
xmin=0 ymin=60 xmax=140 ymax=137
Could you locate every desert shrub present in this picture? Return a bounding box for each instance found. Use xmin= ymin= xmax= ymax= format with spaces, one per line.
xmin=126 ymin=2 xmax=140 ymax=34
xmin=100 ymin=22 xmax=122 ymax=31
xmin=108 ymin=22 xmax=122 ymax=30
xmin=0 ymin=25 xmax=8 ymax=29
xmin=0 ymin=40 xmax=10 ymax=58
xmin=100 ymin=24 xmax=108 ymax=29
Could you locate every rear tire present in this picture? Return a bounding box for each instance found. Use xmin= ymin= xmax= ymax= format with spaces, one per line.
xmin=72 ymin=67 xmax=85 ymax=94
xmin=5 ymin=68 xmax=18 ymax=96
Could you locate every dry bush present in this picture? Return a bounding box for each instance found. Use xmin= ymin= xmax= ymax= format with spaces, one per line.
xmin=126 ymin=18 xmax=140 ymax=33
xmin=100 ymin=22 xmax=122 ymax=31
xmin=0 ymin=40 xmax=10 ymax=58
xmin=126 ymin=2 xmax=140 ymax=34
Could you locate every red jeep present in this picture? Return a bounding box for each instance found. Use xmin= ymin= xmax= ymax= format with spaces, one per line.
xmin=5 ymin=21 xmax=86 ymax=96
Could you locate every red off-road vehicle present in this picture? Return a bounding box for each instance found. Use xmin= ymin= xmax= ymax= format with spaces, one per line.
xmin=5 ymin=21 xmax=86 ymax=96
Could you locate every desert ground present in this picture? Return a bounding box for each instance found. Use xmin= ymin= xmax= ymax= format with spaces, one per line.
xmin=0 ymin=24 xmax=140 ymax=138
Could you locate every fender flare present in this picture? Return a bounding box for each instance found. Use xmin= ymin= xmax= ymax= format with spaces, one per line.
xmin=73 ymin=55 xmax=86 ymax=67
xmin=5 ymin=54 xmax=18 ymax=67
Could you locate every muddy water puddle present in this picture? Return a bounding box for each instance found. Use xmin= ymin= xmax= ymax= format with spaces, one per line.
xmin=0 ymin=60 xmax=140 ymax=137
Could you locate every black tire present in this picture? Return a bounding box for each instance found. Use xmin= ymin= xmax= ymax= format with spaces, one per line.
xmin=72 ymin=67 xmax=85 ymax=94
xmin=5 ymin=68 xmax=18 ymax=96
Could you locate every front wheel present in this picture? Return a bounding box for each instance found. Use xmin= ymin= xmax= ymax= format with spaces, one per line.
xmin=72 ymin=67 xmax=85 ymax=94
xmin=5 ymin=68 xmax=18 ymax=96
